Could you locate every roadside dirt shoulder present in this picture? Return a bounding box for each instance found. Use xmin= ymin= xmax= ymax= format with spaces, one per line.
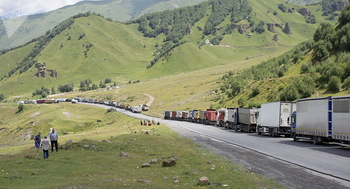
xmin=167 ymin=124 xmax=349 ymax=189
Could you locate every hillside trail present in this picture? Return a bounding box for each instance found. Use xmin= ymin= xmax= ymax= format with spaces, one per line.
xmin=115 ymin=88 xmax=154 ymax=106
xmin=144 ymin=93 xmax=154 ymax=106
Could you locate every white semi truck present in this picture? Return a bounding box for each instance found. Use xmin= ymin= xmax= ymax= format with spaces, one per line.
xmin=257 ymin=101 xmax=296 ymax=137
xmin=291 ymin=96 xmax=350 ymax=146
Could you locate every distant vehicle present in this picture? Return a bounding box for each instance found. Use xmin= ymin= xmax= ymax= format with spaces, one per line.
xmin=131 ymin=106 xmax=142 ymax=113
xmin=24 ymin=100 xmax=36 ymax=104
xmin=74 ymin=98 xmax=82 ymax=102
xmin=36 ymin=99 xmax=45 ymax=104
xmin=17 ymin=101 xmax=24 ymax=104
xmin=71 ymin=99 xmax=78 ymax=103
xmin=141 ymin=104 xmax=148 ymax=111
xmin=164 ymin=111 xmax=171 ymax=119
xmin=57 ymin=98 xmax=67 ymax=102
xmin=44 ymin=99 xmax=56 ymax=104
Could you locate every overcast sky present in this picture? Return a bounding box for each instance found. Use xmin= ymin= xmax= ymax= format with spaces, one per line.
xmin=0 ymin=0 xmax=88 ymax=19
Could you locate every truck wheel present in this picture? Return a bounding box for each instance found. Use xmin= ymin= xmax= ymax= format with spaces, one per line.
xmin=269 ymin=129 xmax=272 ymax=137
xmin=293 ymin=133 xmax=298 ymax=141
xmin=258 ymin=131 xmax=261 ymax=135
xmin=313 ymin=137 xmax=319 ymax=145
xmin=272 ymin=130 xmax=277 ymax=137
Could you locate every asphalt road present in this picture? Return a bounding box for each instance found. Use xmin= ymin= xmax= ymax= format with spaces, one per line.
xmin=85 ymin=103 xmax=350 ymax=188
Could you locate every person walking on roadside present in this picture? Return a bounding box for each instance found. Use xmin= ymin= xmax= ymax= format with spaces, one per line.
xmin=34 ymin=132 xmax=41 ymax=155
xmin=41 ymin=136 xmax=50 ymax=159
xmin=50 ymin=128 xmax=59 ymax=152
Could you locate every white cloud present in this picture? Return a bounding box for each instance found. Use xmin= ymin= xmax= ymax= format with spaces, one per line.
xmin=0 ymin=0 xmax=87 ymax=38
xmin=0 ymin=0 xmax=86 ymax=19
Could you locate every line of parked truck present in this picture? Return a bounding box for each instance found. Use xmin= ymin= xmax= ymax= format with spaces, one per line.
xmin=17 ymin=97 xmax=149 ymax=113
xmin=164 ymin=95 xmax=350 ymax=146
xmin=85 ymin=98 xmax=148 ymax=113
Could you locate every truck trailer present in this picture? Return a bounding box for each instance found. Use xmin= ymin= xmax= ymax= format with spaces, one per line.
xmin=257 ymin=101 xmax=295 ymax=137
xmin=234 ymin=108 xmax=258 ymax=133
xmin=204 ymin=109 xmax=217 ymax=125
xmin=291 ymin=96 xmax=350 ymax=145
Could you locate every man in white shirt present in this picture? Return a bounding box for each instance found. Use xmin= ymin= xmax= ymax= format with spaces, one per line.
xmin=50 ymin=128 xmax=59 ymax=152
xmin=41 ymin=136 xmax=50 ymax=159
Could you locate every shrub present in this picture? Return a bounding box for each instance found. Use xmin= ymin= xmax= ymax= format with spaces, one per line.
xmin=105 ymin=78 xmax=112 ymax=83
xmin=327 ymin=76 xmax=341 ymax=93
xmin=251 ymin=86 xmax=260 ymax=97
xmin=342 ymin=77 xmax=350 ymax=89
xmin=17 ymin=104 xmax=24 ymax=113
xmin=106 ymin=108 xmax=116 ymax=113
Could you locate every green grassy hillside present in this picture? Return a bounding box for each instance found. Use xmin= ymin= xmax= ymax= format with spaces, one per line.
xmin=0 ymin=103 xmax=282 ymax=188
xmin=0 ymin=0 xmax=340 ymax=100
xmin=0 ymin=0 xmax=208 ymax=50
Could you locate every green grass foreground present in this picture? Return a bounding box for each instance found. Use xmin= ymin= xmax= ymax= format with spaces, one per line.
xmin=0 ymin=104 xmax=283 ymax=188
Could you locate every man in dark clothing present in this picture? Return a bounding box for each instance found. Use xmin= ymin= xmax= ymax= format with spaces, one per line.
xmin=50 ymin=128 xmax=59 ymax=152
xmin=34 ymin=132 xmax=41 ymax=155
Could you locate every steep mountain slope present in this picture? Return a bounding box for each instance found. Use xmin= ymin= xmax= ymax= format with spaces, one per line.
xmin=0 ymin=0 xmax=338 ymax=98
xmin=0 ymin=0 xmax=207 ymax=50
xmin=217 ymin=5 xmax=350 ymax=108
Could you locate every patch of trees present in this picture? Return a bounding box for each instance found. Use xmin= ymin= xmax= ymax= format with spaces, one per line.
xmin=134 ymin=2 xmax=207 ymax=41
xmin=251 ymin=21 xmax=265 ymax=34
xmin=0 ymin=94 xmax=5 ymax=101
xmin=220 ymin=40 xmax=314 ymax=100
xmin=305 ymin=16 xmax=316 ymax=24
xmin=147 ymin=40 xmax=187 ymax=68
xmin=321 ymin=0 xmax=345 ymax=16
xmin=204 ymin=0 xmax=252 ymax=35
xmin=58 ymin=83 xmax=74 ymax=93
xmin=32 ymin=86 xmax=51 ymax=98
xmin=313 ymin=6 xmax=350 ymax=61
xmin=278 ymin=3 xmax=287 ymax=12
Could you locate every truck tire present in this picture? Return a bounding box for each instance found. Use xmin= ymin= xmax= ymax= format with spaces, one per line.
xmin=293 ymin=133 xmax=298 ymax=141
xmin=313 ymin=136 xmax=319 ymax=145
xmin=225 ymin=122 xmax=229 ymax=129
xmin=269 ymin=129 xmax=273 ymax=137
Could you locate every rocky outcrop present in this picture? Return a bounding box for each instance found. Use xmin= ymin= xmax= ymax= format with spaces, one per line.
xmin=288 ymin=8 xmax=295 ymax=13
xmin=273 ymin=34 xmax=279 ymax=42
xmin=298 ymin=8 xmax=312 ymax=16
xmin=35 ymin=63 xmax=58 ymax=78
xmin=275 ymin=23 xmax=283 ymax=29
xmin=186 ymin=23 xmax=192 ymax=34
xmin=198 ymin=177 xmax=209 ymax=185
xmin=283 ymin=22 xmax=292 ymax=35
xmin=232 ymin=24 xmax=250 ymax=34
xmin=162 ymin=158 xmax=177 ymax=166
xmin=337 ymin=0 xmax=350 ymax=11
xmin=267 ymin=23 xmax=276 ymax=33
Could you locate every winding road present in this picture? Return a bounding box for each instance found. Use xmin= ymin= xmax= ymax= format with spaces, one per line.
xmin=84 ymin=103 xmax=350 ymax=188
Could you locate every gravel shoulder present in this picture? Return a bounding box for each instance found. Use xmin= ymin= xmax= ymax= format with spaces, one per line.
xmin=167 ymin=124 xmax=350 ymax=189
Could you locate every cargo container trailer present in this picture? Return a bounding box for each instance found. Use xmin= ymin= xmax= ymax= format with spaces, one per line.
xmin=292 ymin=96 xmax=350 ymax=146
xmin=234 ymin=108 xmax=258 ymax=133
xmin=257 ymin=102 xmax=296 ymax=137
